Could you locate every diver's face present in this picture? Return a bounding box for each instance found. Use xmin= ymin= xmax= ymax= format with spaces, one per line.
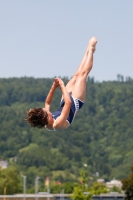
xmin=47 ymin=111 xmax=53 ymax=122
xmin=43 ymin=108 xmax=53 ymax=124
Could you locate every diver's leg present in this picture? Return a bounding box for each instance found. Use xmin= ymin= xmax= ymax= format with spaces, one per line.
xmin=66 ymin=37 xmax=96 ymax=96
xmin=71 ymin=37 xmax=97 ymax=101
xmin=65 ymin=40 xmax=91 ymax=93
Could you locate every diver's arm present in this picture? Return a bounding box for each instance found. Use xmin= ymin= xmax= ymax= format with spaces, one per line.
xmin=53 ymin=79 xmax=71 ymax=127
xmin=44 ymin=79 xmax=59 ymax=111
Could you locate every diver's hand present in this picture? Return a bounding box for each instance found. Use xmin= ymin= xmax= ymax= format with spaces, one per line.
xmin=53 ymin=78 xmax=60 ymax=88
xmin=56 ymin=78 xmax=65 ymax=89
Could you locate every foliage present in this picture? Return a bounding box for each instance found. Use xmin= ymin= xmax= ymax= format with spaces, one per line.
xmin=89 ymin=182 xmax=107 ymax=195
xmin=0 ymin=166 xmax=22 ymax=194
xmin=72 ymin=187 xmax=92 ymax=200
xmin=0 ymin=76 xmax=133 ymax=190
xmin=109 ymin=186 xmax=122 ymax=193
xmin=122 ymin=166 xmax=133 ymax=200
xmin=71 ymin=171 xmax=107 ymax=200
xmin=71 ymin=172 xmax=92 ymax=200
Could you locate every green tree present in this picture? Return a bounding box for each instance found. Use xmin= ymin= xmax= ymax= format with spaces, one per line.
xmin=122 ymin=166 xmax=133 ymax=200
xmin=71 ymin=171 xmax=92 ymax=200
xmin=0 ymin=166 xmax=22 ymax=194
xmin=89 ymin=182 xmax=107 ymax=195
xmin=72 ymin=187 xmax=92 ymax=200
xmin=109 ymin=186 xmax=122 ymax=193
xmin=72 ymin=172 xmax=108 ymax=200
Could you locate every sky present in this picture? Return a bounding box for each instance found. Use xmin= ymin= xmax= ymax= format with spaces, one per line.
xmin=0 ymin=0 xmax=133 ymax=82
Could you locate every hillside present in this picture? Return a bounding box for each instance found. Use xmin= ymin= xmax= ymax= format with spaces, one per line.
xmin=0 ymin=76 xmax=133 ymax=188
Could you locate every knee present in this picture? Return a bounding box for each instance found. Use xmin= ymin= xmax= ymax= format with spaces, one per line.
xmin=76 ymin=71 xmax=87 ymax=78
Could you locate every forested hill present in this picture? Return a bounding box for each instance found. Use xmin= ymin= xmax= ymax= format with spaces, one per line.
xmin=0 ymin=76 xmax=133 ymax=186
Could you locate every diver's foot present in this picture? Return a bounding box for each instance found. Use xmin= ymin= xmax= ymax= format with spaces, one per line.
xmin=88 ymin=36 xmax=97 ymax=53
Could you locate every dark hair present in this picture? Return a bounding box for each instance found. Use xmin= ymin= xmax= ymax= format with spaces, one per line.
xmin=25 ymin=108 xmax=48 ymax=128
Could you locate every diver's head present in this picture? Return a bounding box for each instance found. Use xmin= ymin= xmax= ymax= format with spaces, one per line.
xmin=25 ymin=108 xmax=48 ymax=128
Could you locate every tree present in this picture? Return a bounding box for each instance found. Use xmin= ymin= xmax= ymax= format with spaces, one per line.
xmin=71 ymin=171 xmax=107 ymax=200
xmin=109 ymin=186 xmax=122 ymax=193
xmin=0 ymin=166 xmax=22 ymax=194
xmin=71 ymin=171 xmax=92 ymax=200
xmin=72 ymin=187 xmax=92 ymax=200
xmin=89 ymin=182 xmax=107 ymax=195
xmin=122 ymin=166 xmax=133 ymax=200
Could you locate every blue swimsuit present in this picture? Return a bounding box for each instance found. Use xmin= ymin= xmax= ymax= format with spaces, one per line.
xmin=45 ymin=94 xmax=84 ymax=131
xmin=52 ymin=94 xmax=84 ymax=125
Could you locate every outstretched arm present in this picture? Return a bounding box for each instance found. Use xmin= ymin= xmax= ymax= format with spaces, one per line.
xmin=44 ymin=78 xmax=59 ymax=111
